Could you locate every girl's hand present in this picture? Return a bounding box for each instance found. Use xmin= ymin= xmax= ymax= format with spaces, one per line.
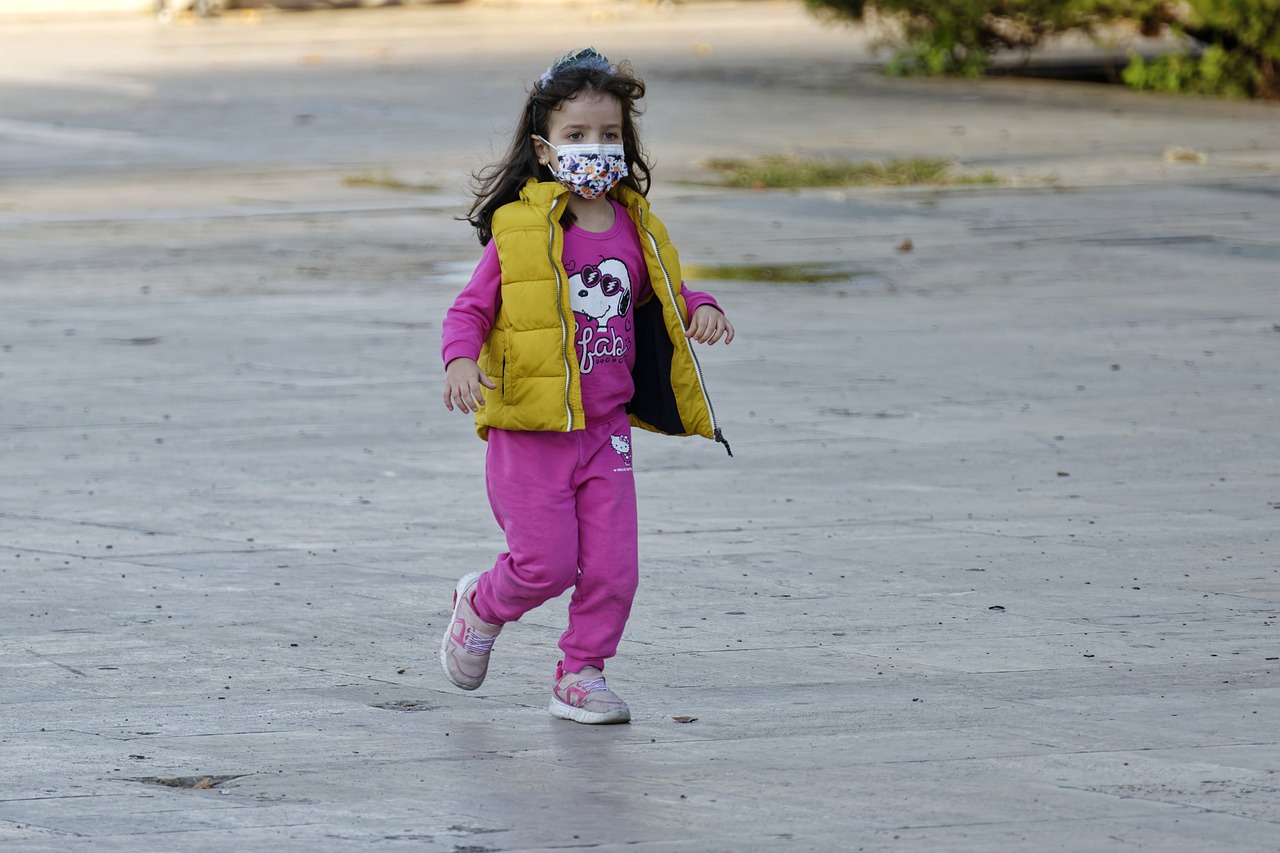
xmin=686 ymin=305 xmax=735 ymax=346
xmin=443 ymin=357 xmax=496 ymax=413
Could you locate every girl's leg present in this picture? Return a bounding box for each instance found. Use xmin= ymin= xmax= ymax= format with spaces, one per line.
xmin=559 ymin=416 xmax=639 ymax=674
xmin=473 ymin=428 xmax=581 ymax=625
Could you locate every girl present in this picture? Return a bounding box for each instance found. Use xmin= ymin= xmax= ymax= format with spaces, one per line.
xmin=439 ymin=47 xmax=734 ymax=725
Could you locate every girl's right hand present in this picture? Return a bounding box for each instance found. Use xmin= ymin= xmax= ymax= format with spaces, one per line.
xmin=443 ymin=357 xmax=497 ymax=413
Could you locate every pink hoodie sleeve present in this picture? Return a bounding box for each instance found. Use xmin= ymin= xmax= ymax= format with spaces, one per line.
xmin=441 ymin=241 xmax=502 ymax=368
xmin=680 ymin=282 xmax=723 ymax=319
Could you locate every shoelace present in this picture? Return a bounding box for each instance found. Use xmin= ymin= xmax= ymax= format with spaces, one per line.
xmin=575 ymin=677 xmax=609 ymax=694
xmin=461 ymin=627 xmax=496 ymax=655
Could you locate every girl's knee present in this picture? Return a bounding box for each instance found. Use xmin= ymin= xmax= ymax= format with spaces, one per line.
xmin=518 ymin=556 xmax=580 ymax=596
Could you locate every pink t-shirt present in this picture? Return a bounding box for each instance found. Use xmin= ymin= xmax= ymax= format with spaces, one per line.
xmin=442 ymin=198 xmax=720 ymax=426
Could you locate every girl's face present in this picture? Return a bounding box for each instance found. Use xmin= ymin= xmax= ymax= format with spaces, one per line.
xmin=532 ymin=91 xmax=624 ymax=165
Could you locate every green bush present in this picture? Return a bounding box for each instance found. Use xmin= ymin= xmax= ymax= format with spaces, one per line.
xmin=806 ymin=0 xmax=1280 ymax=99
xmin=703 ymin=155 xmax=999 ymax=188
xmin=1122 ymin=2 xmax=1280 ymax=98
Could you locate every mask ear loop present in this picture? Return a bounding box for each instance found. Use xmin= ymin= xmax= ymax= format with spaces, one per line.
xmin=531 ymin=97 xmax=558 ymax=176
xmin=531 ymin=95 xmax=554 ymax=168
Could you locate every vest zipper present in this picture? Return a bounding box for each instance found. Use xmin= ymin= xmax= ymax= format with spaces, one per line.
xmin=546 ymin=197 xmax=573 ymax=431
xmin=636 ymin=205 xmax=732 ymax=457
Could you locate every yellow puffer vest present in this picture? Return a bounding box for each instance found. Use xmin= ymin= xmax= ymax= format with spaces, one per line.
xmin=474 ymin=179 xmax=729 ymax=454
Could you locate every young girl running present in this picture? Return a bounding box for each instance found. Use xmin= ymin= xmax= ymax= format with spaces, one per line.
xmin=439 ymin=47 xmax=734 ymax=725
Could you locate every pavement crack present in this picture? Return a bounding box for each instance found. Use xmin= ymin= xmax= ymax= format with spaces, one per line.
xmin=0 ymin=512 xmax=167 ymax=537
xmin=24 ymin=648 xmax=88 ymax=677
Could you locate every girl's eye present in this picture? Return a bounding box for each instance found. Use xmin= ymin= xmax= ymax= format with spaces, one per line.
xmin=603 ymin=132 xmax=619 ymax=140
xmin=568 ymin=132 xmax=583 ymax=141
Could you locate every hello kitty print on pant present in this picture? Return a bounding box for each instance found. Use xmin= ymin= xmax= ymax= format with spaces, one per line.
xmin=610 ymin=433 xmax=632 ymax=472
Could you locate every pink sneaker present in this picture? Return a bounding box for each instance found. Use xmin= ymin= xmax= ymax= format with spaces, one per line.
xmin=549 ymin=662 xmax=631 ymax=725
xmin=439 ymin=571 xmax=501 ymax=691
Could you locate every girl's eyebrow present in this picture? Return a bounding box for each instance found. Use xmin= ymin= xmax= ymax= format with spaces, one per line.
xmin=559 ymin=122 xmax=623 ymax=130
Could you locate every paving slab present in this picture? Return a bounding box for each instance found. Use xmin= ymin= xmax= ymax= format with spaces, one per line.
xmin=2 ymin=2 xmax=1279 ymax=851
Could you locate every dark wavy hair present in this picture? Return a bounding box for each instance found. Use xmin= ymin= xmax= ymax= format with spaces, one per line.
xmin=466 ymin=51 xmax=653 ymax=246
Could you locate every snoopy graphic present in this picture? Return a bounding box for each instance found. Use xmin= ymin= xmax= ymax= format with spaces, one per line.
xmin=610 ymin=434 xmax=632 ymax=469
xmin=570 ymin=260 xmax=632 ymax=331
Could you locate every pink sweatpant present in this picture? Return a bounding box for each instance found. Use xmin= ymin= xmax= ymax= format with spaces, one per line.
xmin=470 ymin=413 xmax=638 ymax=675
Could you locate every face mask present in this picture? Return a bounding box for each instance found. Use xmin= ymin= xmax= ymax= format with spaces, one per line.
xmin=537 ymin=136 xmax=628 ymax=200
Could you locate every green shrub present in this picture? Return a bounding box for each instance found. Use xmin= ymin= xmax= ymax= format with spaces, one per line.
xmin=1122 ymin=2 xmax=1280 ymax=99
xmin=805 ymin=0 xmax=1280 ymax=99
xmin=702 ymin=156 xmax=1001 ymax=188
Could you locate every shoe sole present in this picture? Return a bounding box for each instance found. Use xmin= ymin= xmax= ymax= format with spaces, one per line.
xmin=439 ymin=570 xmax=487 ymax=691
xmin=549 ymin=696 xmax=631 ymax=725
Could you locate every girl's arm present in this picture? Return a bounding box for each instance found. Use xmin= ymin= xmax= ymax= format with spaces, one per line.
xmin=442 ymin=244 xmax=502 ymax=412
xmin=680 ymin=283 xmax=735 ymax=346
xmin=444 ymin=357 xmax=495 ymax=413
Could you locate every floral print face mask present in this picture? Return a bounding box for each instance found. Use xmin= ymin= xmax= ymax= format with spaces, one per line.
xmin=537 ymin=136 xmax=628 ymax=200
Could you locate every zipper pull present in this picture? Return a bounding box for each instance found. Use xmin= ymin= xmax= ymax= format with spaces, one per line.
xmin=714 ymin=428 xmax=733 ymax=458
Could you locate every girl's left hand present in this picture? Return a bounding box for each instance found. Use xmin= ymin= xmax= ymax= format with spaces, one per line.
xmin=686 ymin=305 xmax=735 ymax=346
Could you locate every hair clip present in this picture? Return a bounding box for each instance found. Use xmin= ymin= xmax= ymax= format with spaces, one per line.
xmin=538 ymin=47 xmax=611 ymax=88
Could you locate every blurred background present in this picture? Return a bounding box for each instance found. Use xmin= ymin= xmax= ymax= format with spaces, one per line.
xmin=4 ymin=0 xmax=1273 ymax=306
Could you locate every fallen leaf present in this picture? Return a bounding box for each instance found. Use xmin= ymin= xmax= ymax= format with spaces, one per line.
xmin=192 ymin=777 xmax=215 ymax=789
xmin=897 ymin=237 xmax=913 ymax=252
xmin=672 ymin=716 xmax=698 ymax=724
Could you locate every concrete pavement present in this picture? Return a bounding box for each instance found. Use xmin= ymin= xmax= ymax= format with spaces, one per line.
xmin=2 ymin=2 xmax=1279 ymax=850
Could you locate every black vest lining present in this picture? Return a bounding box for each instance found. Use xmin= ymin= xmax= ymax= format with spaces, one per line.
xmin=627 ymin=298 xmax=686 ymax=435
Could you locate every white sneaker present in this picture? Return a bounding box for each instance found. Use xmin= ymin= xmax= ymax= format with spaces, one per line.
xmin=439 ymin=572 xmax=501 ymax=691
xmin=549 ymin=663 xmax=630 ymax=725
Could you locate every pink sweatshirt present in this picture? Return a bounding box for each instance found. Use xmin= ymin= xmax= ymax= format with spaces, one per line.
xmin=443 ymin=198 xmax=721 ymax=427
